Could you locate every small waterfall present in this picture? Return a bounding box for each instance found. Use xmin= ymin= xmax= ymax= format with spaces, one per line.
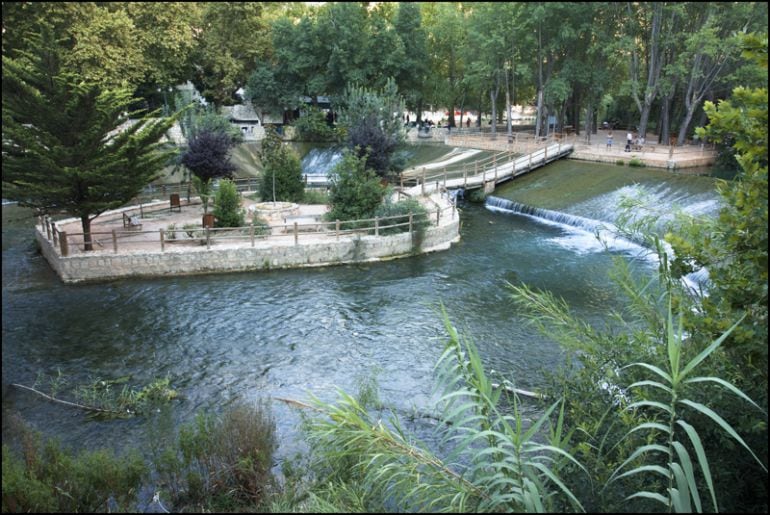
xmin=486 ymin=196 xmax=604 ymax=233
xmin=301 ymin=147 xmax=343 ymax=177
xmin=485 ymin=195 xmax=713 ymax=295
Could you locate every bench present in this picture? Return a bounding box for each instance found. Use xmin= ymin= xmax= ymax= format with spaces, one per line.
xmin=122 ymin=212 xmax=143 ymax=230
xmin=283 ymin=215 xmax=322 ymax=232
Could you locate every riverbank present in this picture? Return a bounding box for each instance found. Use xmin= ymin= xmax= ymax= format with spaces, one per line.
xmin=35 ymin=191 xmax=460 ymax=283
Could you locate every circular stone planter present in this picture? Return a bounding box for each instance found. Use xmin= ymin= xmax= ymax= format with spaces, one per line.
xmin=248 ymin=201 xmax=299 ymax=222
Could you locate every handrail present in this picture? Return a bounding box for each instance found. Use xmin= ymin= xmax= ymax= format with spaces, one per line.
xmin=37 ymin=198 xmax=459 ymax=256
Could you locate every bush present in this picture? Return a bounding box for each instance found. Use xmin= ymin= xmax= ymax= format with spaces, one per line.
xmin=2 ymin=420 xmax=147 ymax=513
xmin=293 ymin=107 xmax=336 ymax=142
xmin=628 ymin=157 xmax=645 ymax=167
xmin=213 ymin=179 xmax=245 ymax=228
xmin=325 ymin=151 xmax=385 ymax=224
xmin=374 ymin=197 xmax=430 ymax=238
xmin=156 ymin=401 xmax=278 ymax=512
xmin=302 ymin=188 xmax=329 ymax=205
xmin=259 ymin=128 xmax=305 ymax=202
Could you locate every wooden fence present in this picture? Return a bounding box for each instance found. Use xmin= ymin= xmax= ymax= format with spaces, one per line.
xmin=38 ymin=195 xmax=458 ymax=257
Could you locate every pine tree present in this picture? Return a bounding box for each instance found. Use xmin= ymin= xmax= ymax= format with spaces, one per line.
xmin=2 ymin=28 xmax=177 ymax=250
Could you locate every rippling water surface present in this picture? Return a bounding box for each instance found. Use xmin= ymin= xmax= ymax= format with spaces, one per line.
xmin=2 ymin=158 xmax=719 ymax=461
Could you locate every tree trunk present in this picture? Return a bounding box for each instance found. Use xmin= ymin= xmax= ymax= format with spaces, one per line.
xmin=659 ymin=93 xmax=671 ymax=144
xmin=489 ymin=87 xmax=498 ymax=138
xmin=81 ymin=215 xmax=93 ymax=252
xmin=583 ymin=102 xmax=593 ymax=143
xmin=504 ymin=65 xmax=512 ymax=141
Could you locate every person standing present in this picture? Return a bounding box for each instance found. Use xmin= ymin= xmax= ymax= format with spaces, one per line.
xmin=606 ymin=132 xmax=613 ymax=149
xmin=626 ymin=131 xmax=633 ymax=152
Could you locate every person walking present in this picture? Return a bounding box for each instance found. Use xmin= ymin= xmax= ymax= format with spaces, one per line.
xmin=626 ymin=131 xmax=633 ymax=152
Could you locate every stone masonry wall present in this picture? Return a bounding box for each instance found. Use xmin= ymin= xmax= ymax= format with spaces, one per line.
xmin=37 ymin=216 xmax=460 ymax=284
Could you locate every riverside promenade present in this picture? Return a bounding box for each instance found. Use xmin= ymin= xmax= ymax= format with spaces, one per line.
xmin=418 ymin=126 xmax=716 ymax=171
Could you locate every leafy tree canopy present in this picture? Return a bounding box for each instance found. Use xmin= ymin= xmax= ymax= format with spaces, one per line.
xmin=2 ymin=27 xmax=178 ymax=250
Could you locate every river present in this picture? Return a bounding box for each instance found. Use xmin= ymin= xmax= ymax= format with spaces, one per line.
xmin=1 ymin=153 xmax=720 ymax=464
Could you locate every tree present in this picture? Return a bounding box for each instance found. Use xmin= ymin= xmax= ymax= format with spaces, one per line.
xmin=338 ymin=79 xmax=405 ymax=179
xmin=257 ymin=128 xmax=304 ymax=203
xmin=180 ymin=130 xmax=236 ymax=214
xmin=2 ymin=28 xmax=177 ymax=251
xmin=189 ymin=3 xmax=271 ymax=106
xmin=394 ymin=2 xmax=429 ymax=120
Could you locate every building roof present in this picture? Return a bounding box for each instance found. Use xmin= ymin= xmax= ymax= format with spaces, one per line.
xmin=221 ymin=103 xmax=261 ymax=122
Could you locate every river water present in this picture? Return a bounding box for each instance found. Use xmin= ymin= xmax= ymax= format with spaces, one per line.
xmin=1 ymin=153 xmax=720 ymax=462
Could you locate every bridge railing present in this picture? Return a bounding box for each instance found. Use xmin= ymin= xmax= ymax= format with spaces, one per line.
xmin=400 ymin=139 xmax=573 ymax=192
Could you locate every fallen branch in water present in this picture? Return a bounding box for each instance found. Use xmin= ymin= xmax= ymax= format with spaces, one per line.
xmin=12 ymin=383 xmax=129 ymax=416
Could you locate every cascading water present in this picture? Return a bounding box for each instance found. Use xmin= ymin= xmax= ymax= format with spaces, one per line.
xmin=485 ymin=179 xmax=721 ymax=293
xmin=301 ymin=146 xmax=343 ymax=186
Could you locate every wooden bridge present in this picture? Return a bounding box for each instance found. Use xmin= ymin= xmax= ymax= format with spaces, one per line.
xmin=399 ymin=134 xmax=573 ymax=196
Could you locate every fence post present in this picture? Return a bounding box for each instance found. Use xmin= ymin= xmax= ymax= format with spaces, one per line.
xmin=112 ymin=229 xmax=118 ymax=253
xmin=400 ymin=175 xmax=404 ymax=189
xmin=139 ymin=203 xmax=144 ymax=218
xmin=436 ymin=207 xmax=441 ymax=225
xmin=45 ymin=216 xmax=52 ymax=239
xmin=52 ymin=225 xmax=58 ymax=247
xmin=250 ymin=224 xmax=255 ymax=247
xmin=59 ymin=231 xmax=68 ymax=256
xmin=375 ymin=216 xmax=379 ymax=236
xmin=409 ymin=213 xmax=413 ymax=235
xmin=206 ymin=227 xmax=210 ymax=249
xmin=336 ymin=219 xmax=340 ymax=239
xmin=544 ymin=144 xmax=548 ymax=162
xmin=463 ymin=168 xmax=467 ymax=188
xmin=160 ymin=229 xmax=165 ymax=252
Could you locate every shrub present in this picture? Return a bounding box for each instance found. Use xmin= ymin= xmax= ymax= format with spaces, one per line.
xmin=156 ymin=401 xmax=278 ymax=512
xmin=2 ymin=419 xmax=147 ymax=513
xmin=166 ymin=223 xmax=177 ymax=240
xmin=615 ymin=159 xmax=626 ymax=166
xmin=259 ymin=128 xmax=305 ymax=202
xmin=325 ymin=150 xmax=385 ymax=224
xmin=374 ymin=198 xmax=430 ymax=241
xmin=213 ymin=179 xmax=245 ymax=228
xmin=302 ymin=188 xmax=329 ymax=205
xmin=294 ymin=107 xmax=336 ymax=142
xmin=628 ymin=157 xmax=645 ymax=167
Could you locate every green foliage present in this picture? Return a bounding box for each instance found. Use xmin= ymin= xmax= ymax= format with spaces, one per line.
xmin=296 ymin=306 xmax=584 ymax=512
xmin=2 ymin=27 xmax=177 ymax=250
xmin=153 ymin=401 xmax=278 ymax=512
xmin=212 ymin=179 xmax=245 ymax=228
xmin=2 ymin=420 xmax=146 ymax=513
xmin=302 ymin=188 xmax=329 ymax=205
xmin=258 ymin=128 xmax=305 ymax=202
xmin=628 ymin=158 xmax=645 ymax=167
xmin=374 ymin=197 xmax=430 ymax=235
xmin=294 ymin=107 xmax=337 ymax=142
xmin=325 ymin=151 xmax=386 ymax=223
xmin=608 ymin=305 xmax=764 ymax=513
xmin=338 ymin=78 xmax=406 ymax=178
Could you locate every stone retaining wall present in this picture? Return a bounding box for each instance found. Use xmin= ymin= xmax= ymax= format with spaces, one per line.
xmin=37 ymin=213 xmax=460 ymax=284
